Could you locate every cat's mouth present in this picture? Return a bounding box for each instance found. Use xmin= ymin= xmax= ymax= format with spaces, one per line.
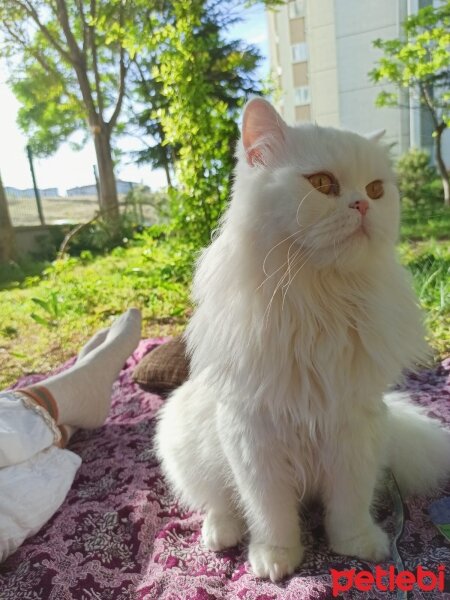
xmin=353 ymin=223 xmax=369 ymax=238
xmin=329 ymin=223 xmax=370 ymax=254
xmin=347 ymin=219 xmax=370 ymax=242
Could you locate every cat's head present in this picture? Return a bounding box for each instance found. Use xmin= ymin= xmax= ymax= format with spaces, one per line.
xmin=233 ymin=97 xmax=399 ymax=272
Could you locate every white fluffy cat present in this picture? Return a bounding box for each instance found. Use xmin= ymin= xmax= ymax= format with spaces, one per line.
xmin=155 ymin=98 xmax=450 ymax=582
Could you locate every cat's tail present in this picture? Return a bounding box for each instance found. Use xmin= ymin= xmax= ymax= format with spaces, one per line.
xmin=385 ymin=391 xmax=450 ymax=496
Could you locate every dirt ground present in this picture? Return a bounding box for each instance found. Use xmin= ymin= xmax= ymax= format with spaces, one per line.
xmin=8 ymin=195 xmax=101 ymax=226
xmin=7 ymin=195 xmax=155 ymax=226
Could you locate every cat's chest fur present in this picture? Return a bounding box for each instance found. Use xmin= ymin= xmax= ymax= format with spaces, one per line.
xmin=301 ymin=288 xmax=369 ymax=362
xmin=191 ymin=236 xmax=426 ymax=420
xmin=265 ymin=270 xmax=396 ymax=416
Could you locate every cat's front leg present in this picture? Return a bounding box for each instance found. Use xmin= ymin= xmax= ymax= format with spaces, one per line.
xmin=218 ymin=404 xmax=303 ymax=582
xmin=323 ymin=407 xmax=390 ymax=562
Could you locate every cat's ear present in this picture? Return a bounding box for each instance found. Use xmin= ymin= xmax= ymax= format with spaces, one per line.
xmin=366 ymin=129 xmax=386 ymax=143
xmin=242 ymin=97 xmax=288 ymax=167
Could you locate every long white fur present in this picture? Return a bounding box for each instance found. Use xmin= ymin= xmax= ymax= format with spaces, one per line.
xmin=155 ymin=98 xmax=450 ymax=582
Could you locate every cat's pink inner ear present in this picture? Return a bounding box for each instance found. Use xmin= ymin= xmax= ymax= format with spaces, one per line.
xmin=242 ymin=98 xmax=286 ymax=166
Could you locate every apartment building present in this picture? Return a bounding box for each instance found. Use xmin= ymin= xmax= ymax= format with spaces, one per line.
xmin=267 ymin=0 xmax=448 ymax=159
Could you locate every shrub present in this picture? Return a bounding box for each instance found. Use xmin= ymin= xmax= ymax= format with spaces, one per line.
xmin=61 ymin=213 xmax=139 ymax=257
xmin=123 ymin=186 xmax=170 ymax=226
xmin=396 ymin=149 xmax=439 ymax=208
xmin=0 ymin=256 xmax=50 ymax=289
xmin=397 ymin=150 xmax=450 ymax=241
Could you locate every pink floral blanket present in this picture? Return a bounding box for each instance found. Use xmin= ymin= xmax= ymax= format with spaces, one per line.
xmin=1 ymin=339 xmax=449 ymax=599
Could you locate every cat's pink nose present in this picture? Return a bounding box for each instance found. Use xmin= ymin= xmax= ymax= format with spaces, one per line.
xmin=349 ymin=200 xmax=369 ymax=216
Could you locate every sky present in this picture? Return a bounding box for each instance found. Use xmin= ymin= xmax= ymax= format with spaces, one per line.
xmin=0 ymin=5 xmax=269 ymax=195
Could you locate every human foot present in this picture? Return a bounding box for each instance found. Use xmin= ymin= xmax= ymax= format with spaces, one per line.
xmin=35 ymin=309 xmax=142 ymax=429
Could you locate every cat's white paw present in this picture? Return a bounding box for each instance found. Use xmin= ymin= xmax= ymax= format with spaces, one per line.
xmin=248 ymin=542 xmax=304 ymax=582
xmin=202 ymin=511 xmax=244 ymax=551
xmin=330 ymin=523 xmax=390 ymax=563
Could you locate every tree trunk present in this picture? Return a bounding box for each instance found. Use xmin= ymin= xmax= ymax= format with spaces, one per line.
xmin=0 ymin=172 xmax=16 ymax=263
xmin=163 ymin=158 xmax=172 ymax=188
xmin=156 ymin=122 xmax=173 ymax=188
xmin=434 ymin=125 xmax=450 ymax=207
xmin=93 ymin=126 xmax=120 ymax=220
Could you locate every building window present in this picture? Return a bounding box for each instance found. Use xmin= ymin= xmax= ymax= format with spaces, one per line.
xmin=291 ymin=42 xmax=308 ymax=63
xmin=289 ymin=0 xmax=305 ymax=19
xmin=294 ymin=85 xmax=310 ymax=106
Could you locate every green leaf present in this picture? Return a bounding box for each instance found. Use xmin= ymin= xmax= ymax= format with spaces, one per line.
xmin=370 ymin=0 xmax=450 ymax=177
xmin=31 ymin=297 xmax=52 ymax=313
xmin=30 ymin=313 xmax=52 ymax=327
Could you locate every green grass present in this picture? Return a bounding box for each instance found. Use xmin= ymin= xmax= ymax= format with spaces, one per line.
xmin=0 ymin=231 xmax=195 ymax=389
xmin=400 ymin=196 xmax=450 ymax=241
xmin=398 ymin=198 xmax=450 ymax=357
xmin=0 ymin=255 xmax=51 ymax=290
xmin=1 ymin=204 xmax=449 ymax=389
xmin=398 ymin=241 xmax=450 ymax=359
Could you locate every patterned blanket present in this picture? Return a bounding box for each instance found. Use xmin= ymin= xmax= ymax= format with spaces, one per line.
xmin=1 ymin=339 xmax=449 ymax=599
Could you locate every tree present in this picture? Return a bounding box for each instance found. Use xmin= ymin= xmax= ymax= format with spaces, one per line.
xmin=132 ymin=0 xmax=262 ymax=246
xmin=129 ymin=10 xmax=262 ymax=192
xmin=369 ymin=1 xmax=450 ymax=205
xmin=112 ymin=0 xmax=281 ymax=246
xmin=0 ymin=172 xmax=16 ymax=263
xmin=129 ymin=70 xmax=178 ymax=188
xmin=0 ymin=0 xmax=132 ymax=220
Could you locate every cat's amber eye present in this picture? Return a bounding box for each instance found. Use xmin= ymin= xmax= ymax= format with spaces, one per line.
xmin=366 ymin=180 xmax=384 ymax=199
xmin=306 ymin=172 xmax=338 ymax=195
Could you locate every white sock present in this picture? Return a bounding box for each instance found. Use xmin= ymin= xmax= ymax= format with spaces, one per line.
xmin=39 ymin=309 xmax=141 ymax=429
xmin=77 ymin=328 xmax=109 ymax=360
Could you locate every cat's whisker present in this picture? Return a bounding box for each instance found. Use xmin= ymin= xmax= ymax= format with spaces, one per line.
xmin=261 ymin=199 xmax=328 ymax=284
xmin=263 ymin=245 xmax=307 ymax=325
xmin=257 ymin=260 xmax=290 ymax=291
xmin=282 ymin=243 xmax=312 ymax=290
xmin=296 ymin=184 xmax=332 ymax=226
xmin=263 ymin=266 xmax=291 ymax=326
xmin=262 ymin=236 xmax=312 ymax=323
xmin=281 ymin=246 xmax=317 ymax=310
xmin=286 ymin=237 xmax=305 ymax=281
xmin=296 ymin=188 xmax=316 ymax=226
xmin=258 ymin=247 xmax=300 ymax=291
xmin=264 ymin=262 xmax=296 ymax=321
xmin=333 ymin=233 xmax=339 ymax=262
xmin=262 ymin=230 xmax=304 ymax=277
xmin=282 ymin=249 xmax=304 ymax=304
xmin=260 ymin=225 xmax=321 ymax=288
xmin=259 ymin=227 xmax=316 ymax=291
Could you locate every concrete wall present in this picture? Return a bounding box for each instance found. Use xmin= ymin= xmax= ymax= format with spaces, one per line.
xmin=307 ymin=0 xmax=339 ymax=126
xmin=333 ymin=0 xmax=410 ymax=153
xmin=14 ymin=225 xmax=64 ymax=259
xmin=268 ymin=4 xmax=297 ymax=122
xmin=442 ymin=130 xmax=450 ymax=168
xmin=267 ymin=0 xmax=449 ymax=165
